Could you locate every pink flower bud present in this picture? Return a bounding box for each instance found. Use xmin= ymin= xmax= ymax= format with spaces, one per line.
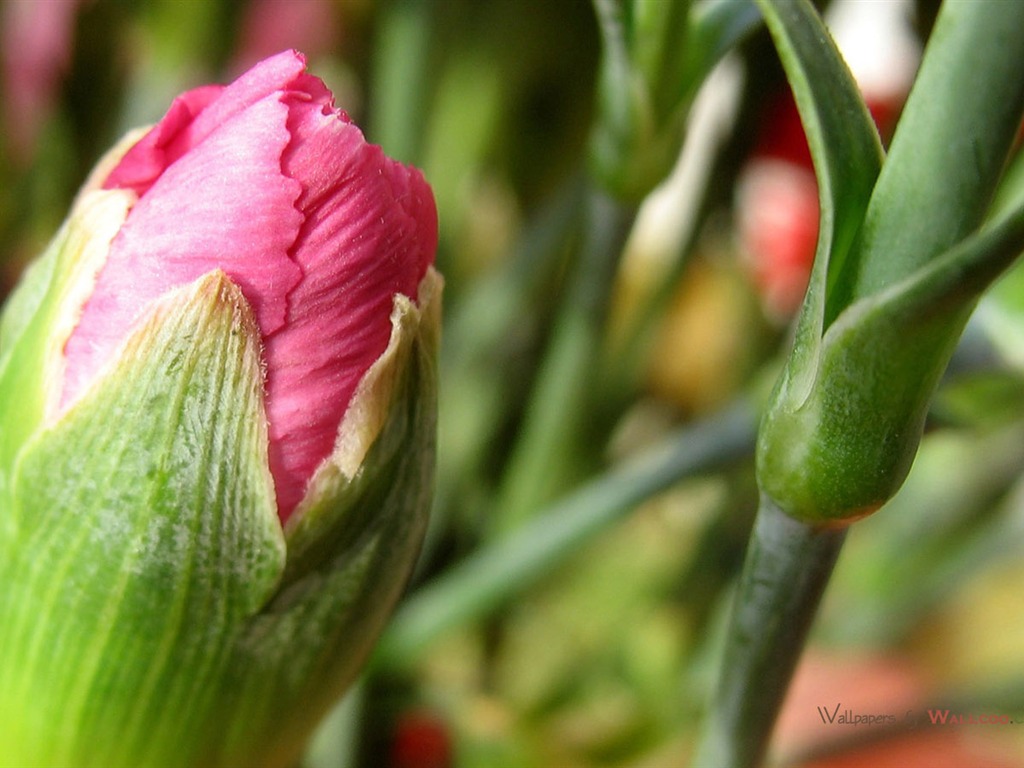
xmin=61 ymin=49 xmax=438 ymax=523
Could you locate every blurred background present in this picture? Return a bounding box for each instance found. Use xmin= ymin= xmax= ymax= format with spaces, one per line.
xmin=2 ymin=1 xmax=1024 ymax=766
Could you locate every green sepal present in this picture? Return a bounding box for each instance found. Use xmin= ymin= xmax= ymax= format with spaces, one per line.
xmin=213 ymin=266 xmax=442 ymax=768
xmin=0 ymin=127 xmax=148 ymax=475
xmin=0 ymin=271 xmax=286 ymax=767
xmin=0 ymin=190 xmax=133 ymax=496
xmin=284 ymin=267 xmax=441 ymax=578
xmin=0 ymin=264 xmax=442 ymax=768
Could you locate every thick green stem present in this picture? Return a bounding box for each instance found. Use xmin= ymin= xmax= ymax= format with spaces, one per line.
xmin=693 ymin=497 xmax=847 ymax=768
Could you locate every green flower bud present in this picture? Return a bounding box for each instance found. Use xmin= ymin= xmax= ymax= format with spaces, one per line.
xmin=589 ymin=0 xmax=759 ymax=201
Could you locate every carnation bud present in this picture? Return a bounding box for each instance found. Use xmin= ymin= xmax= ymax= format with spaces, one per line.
xmin=0 ymin=50 xmax=440 ymax=768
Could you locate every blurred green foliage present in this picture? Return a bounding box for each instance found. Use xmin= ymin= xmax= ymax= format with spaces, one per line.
xmin=2 ymin=1 xmax=1024 ymax=767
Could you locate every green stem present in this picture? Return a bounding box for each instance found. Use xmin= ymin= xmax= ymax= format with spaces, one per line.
xmin=374 ymin=401 xmax=756 ymax=670
xmin=693 ymin=497 xmax=847 ymax=768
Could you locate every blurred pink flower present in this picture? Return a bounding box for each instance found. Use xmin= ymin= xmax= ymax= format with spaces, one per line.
xmin=738 ymin=88 xmax=906 ymax=319
xmin=233 ymin=0 xmax=340 ymax=73
xmin=1 ymin=0 xmax=84 ymax=159
xmin=63 ymin=49 xmax=438 ymax=522
xmin=737 ymin=157 xmax=820 ymax=319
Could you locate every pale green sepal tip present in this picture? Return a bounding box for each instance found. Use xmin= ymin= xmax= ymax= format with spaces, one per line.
xmin=0 ymin=126 xmax=148 ymax=411
xmin=0 ymin=188 xmax=133 ymax=512
xmin=0 ymin=270 xmax=285 ymax=768
xmin=0 ymin=189 xmax=134 ymax=360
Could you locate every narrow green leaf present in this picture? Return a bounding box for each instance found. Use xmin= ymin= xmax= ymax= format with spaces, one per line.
xmin=682 ymin=0 xmax=761 ymax=103
xmin=753 ymin=0 xmax=884 ymax=408
xmin=840 ymin=0 xmax=1024 ymax=310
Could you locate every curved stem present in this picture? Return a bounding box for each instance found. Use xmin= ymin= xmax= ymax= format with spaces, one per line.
xmin=693 ymin=496 xmax=847 ymax=768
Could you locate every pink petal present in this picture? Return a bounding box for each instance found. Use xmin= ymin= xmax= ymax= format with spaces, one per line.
xmin=64 ymin=93 xmax=303 ymax=408
xmin=104 ymin=50 xmax=327 ymax=198
xmin=103 ymin=84 xmax=225 ymax=196
xmin=265 ymin=97 xmax=437 ymax=518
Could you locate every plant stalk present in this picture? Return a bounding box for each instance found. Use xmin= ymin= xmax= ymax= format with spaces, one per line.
xmin=693 ymin=496 xmax=847 ymax=768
